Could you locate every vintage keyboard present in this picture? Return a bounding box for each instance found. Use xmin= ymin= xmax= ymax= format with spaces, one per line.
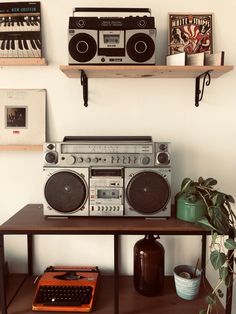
xmin=0 ymin=33 xmax=41 ymax=58
xmin=32 ymin=266 xmax=100 ymax=312
xmin=0 ymin=1 xmax=42 ymax=58
xmin=0 ymin=16 xmax=40 ymax=32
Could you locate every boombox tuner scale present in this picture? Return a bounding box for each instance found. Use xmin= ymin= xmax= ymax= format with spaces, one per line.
xmin=68 ymin=7 xmax=156 ymax=65
xmin=43 ymin=136 xmax=171 ymax=218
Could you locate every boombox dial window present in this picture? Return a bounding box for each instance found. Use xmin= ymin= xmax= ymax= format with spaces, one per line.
xmin=44 ymin=171 xmax=88 ymax=213
xmin=126 ymin=171 xmax=170 ymax=214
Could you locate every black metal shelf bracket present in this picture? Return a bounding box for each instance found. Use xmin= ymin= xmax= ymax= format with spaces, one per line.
xmin=195 ymin=71 xmax=212 ymax=107
xmin=80 ymin=70 xmax=88 ymax=107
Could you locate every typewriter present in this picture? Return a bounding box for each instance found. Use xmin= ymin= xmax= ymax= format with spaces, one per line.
xmin=32 ymin=266 xmax=100 ymax=312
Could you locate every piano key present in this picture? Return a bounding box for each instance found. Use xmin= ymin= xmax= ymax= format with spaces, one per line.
xmin=26 ymin=40 xmax=36 ymax=57
xmin=30 ymin=39 xmax=41 ymax=57
xmin=8 ymin=40 xmax=18 ymax=57
xmin=0 ymin=40 xmax=5 ymax=57
xmin=18 ymin=39 xmax=23 ymax=50
xmin=6 ymin=40 xmax=10 ymax=50
xmin=35 ymin=39 xmax=41 ymax=50
xmin=14 ymin=40 xmax=24 ymax=58
xmin=30 ymin=38 xmax=37 ymax=50
xmin=0 ymin=39 xmax=6 ymax=50
xmin=22 ymin=39 xmax=29 ymax=50
xmin=11 ymin=40 xmax=15 ymax=50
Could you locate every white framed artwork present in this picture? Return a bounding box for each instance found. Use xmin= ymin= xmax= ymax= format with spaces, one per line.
xmin=0 ymin=89 xmax=46 ymax=145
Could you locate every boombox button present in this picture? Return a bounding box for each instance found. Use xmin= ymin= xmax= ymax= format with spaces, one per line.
xmin=101 ymin=58 xmax=105 ymax=62
xmin=142 ymin=156 xmax=151 ymax=165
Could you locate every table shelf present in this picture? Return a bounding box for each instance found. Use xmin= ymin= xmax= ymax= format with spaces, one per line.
xmin=4 ymin=275 xmax=224 ymax=314
xmin=0 ymin=204 xmax=231 ymax=314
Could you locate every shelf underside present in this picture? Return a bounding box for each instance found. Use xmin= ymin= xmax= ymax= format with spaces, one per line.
xmin=0 ymin=58 xmax=46 ymax=66
xmin=4 ymin=275 xmax=224 ymax=314
xmin=60 ymin=65 xmax=234 ymax=79
xmin=0 ymin=145 xmax=43 ymax=152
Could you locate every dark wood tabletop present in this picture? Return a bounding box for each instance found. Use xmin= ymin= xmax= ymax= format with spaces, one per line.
xmin=0 ymin=204 xmax=210 ymax=235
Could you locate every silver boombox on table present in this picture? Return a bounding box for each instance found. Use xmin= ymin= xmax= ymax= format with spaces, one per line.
xmin=43 ymin=136 xmax=171 ymax=218
xmin=68 ymin=7 xmax=156 ymax=65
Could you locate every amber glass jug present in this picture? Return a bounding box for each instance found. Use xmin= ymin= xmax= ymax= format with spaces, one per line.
xmin=133 ymin=234 xmax=165 ymax=296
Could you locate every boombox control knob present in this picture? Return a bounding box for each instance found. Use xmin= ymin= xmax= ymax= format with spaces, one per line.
xmin=157 ymin=153 xmax=170 ymax=165
xmin=67 ymin=155 xmax=76 ymax=165
xmin=142 ymin=156 xmax=150 ymax=165
xmin=159 ymin=143 xmax=167 ymax=151
xmin=45 ymin=152 xmax=58 ymax=164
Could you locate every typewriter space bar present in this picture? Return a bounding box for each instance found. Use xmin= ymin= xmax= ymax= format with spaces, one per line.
xmin=43 ymin=301 xmax=83 ymax=306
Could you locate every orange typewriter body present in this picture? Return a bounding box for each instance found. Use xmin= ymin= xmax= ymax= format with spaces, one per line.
xmin=32 ymin=266 xmax=100 ymax=312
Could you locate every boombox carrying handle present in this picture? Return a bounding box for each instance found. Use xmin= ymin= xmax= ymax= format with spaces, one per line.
xmin=73 ymin=7 xmax=151 ymax=16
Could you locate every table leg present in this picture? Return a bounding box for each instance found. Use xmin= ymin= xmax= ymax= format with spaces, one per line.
xmin=0 ymin=234 xmax=7 ymax=314
xmin=114 ymin=234 xmax=119 ymax=314
xmin=27 ymin=234 xmax=33 ymax=275
xmin=201 ymin=235 xmax=207 ymax=271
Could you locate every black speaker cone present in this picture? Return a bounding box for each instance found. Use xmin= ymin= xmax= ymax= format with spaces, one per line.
xmin=126 ymin=171 xmax=170 ymax=214
xmin=69 ymin=33 xmax=97 ymax=62
xmin=126 ymin=33 xmax=155 ymax=63
xmin=45 ymin=171 xmax=88 ymax=213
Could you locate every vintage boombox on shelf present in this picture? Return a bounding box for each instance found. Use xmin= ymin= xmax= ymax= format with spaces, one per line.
xmin=43 ymin=136 xmax=171 ymax=218
xmin=68 ymin=7 xmax=156 ymax=65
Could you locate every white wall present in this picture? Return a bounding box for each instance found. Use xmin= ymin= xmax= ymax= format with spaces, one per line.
xmin=0 ymin=0 xmax=235 ymax=312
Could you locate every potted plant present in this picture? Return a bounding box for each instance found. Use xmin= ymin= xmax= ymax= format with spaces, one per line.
xmin=176 ymin=177 xmax=213 ymax=222
xmin=177 ymin=176 xmax=236 ymax=313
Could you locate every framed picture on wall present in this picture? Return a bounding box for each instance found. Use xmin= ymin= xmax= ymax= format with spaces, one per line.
xmin=0 ymin=89 xmax=46 ymax=145
xmin=168 ymin=13 xmax=213 ymax=55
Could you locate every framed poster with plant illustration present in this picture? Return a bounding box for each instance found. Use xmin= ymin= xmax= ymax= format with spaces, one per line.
xmin=0 ymin=89 xmax=46 ymax=145
xmin=168 ymin=13 xmax=213 ymax=55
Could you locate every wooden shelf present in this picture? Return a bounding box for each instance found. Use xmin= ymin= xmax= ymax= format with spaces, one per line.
xmin=0 ymin=145 xmax=43 ymax=152
xmin=0 ymin=204 xmax=212 ymax=235
xmin=59 ymin=64 xmax=234 ymax=107
xmin=5 ymin=275 xmax=224 ymax=314
xmin=0 ymin=58 xmax=47 ymax=66
xmin=60 ymin=64 xmax=234 ymax=79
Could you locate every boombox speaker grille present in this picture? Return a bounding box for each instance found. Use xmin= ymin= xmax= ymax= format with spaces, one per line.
xmin=127 ymin=33 xmax=155 ymax=63
xmin=126 ymin=171 xmax=170 ymax=214
xmin=69 ymin=33 xmax=97 ymax=62
xmin=44 ymin=171 xmax=87 ymax=213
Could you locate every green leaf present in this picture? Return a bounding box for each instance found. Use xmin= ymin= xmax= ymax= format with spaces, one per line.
xmin=225 ymin=274 xmax=233 ymax=287
xmin=225 ymin=194 xmax=235 ymax=204
xmin=210 ymin=251 xmax=226 ymax=270
xmin=212 ymin=193 xmax=224 ymax=206
xmin=197 ymin=217 xmax=216 ymax=231
xmin=198 ymin=177 xmax=204 ymax=185
xmin=204 ymin=178 xmax=217 ymax=187
xmin=210 ymin=206 xmax=229 ymax=234
xmin=219 ymin=266 xmax=228 ymax=280
xmin=224 ymin=238 xmax=236 ymax=250
xmin=211 ymin=232 xmax=218 ymax=246
xmin=181 ymin=178 xmax=192 ymax=192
